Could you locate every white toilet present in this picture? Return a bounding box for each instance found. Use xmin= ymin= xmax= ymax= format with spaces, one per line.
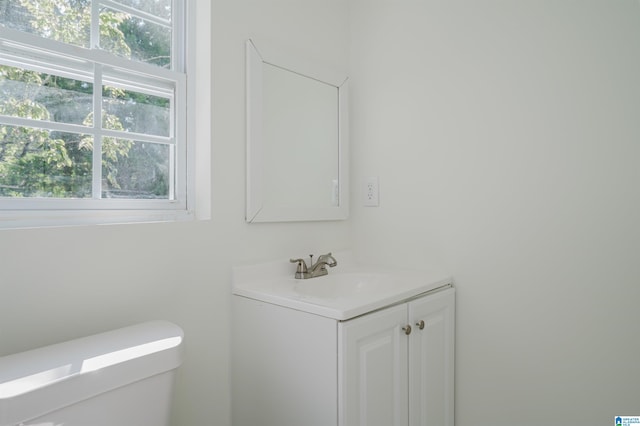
xmin=0 ymin=320 xmax=184 ymax=426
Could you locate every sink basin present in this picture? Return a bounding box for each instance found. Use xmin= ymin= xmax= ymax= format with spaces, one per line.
xmin=233 ymin=257 xmax=451 ymax=320
xmin=292 ymin=273 xmax=392 ymax=299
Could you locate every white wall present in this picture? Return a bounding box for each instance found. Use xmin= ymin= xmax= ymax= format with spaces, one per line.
xmin=3 ymin=2 xmax=640 ymax=425
xmin=0 ymin=1 xmax=350 ymax=426
xmin=348 ymin=0 xmax=640 ymax=425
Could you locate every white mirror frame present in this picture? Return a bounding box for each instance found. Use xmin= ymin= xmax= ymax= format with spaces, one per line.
xmin=245 ymin=39 xmax=349 ymax=223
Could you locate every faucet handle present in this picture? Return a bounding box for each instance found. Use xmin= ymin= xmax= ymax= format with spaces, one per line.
xmin=290 ymin=258 xmax=309 ymax=279
xmin=289 ymin=258 xmax=308 ymax=272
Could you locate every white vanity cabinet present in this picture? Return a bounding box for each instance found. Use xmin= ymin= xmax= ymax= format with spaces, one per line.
xmin=339 ymin=288 xmax=455 ymax=426
xmin=231 ymin=286 xmax=455 ymax=426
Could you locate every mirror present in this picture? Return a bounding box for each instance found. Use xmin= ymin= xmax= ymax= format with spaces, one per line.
xmin=246 ymin=39 xmax=349 ymax=222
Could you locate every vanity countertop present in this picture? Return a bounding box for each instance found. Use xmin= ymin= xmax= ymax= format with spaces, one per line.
xmin=232 ymin=253 xmax=452 ymax=320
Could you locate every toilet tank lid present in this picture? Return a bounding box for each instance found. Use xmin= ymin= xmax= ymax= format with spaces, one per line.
xmin=0 ymin=320 xmax=183 ymax=400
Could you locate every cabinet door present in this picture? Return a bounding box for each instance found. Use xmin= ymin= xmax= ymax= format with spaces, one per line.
xmin=338 ymin=304 xmax=409 ymax=426
xmin=408 ymin=288 xmax=455 ymax=426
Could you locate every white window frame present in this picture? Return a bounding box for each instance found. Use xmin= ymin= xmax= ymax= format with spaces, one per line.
xmin=0 ymin=0 xmax=210 ymax=229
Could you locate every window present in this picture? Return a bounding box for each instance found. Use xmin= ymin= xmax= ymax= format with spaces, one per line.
xmin=0 ymin=0 xmax=207 ymax=228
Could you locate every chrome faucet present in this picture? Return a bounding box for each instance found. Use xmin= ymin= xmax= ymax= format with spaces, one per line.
xmin=289 ymin=253 xmax=337 ymax=279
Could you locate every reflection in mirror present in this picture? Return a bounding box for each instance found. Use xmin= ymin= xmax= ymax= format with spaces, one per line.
xmin=263 ymin=63 xmax=338 ymax=209
xmin=246 ymin=40 xmax=348 ymax=222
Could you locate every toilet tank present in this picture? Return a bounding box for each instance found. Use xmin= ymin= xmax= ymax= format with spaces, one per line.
xmin=0 ymin=320 xmax=184 ymax=426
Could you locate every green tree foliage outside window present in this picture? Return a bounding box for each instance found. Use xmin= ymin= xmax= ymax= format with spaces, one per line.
xmin=0 ymin=0 xmax=172 ymax=199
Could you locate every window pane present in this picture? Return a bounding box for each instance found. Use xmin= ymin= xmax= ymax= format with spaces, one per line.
xmin=102 ymin=139 xmax=170 ymax=199
xmin=113 ymin=0 xmax=172 ymax=21
xmin=0 ymin=65 xmax=93 ymax=126
xmin=0 ymin=1 xmax=33 ymax=33
xmin=101 ymin=7 xmax=171 ymax=69
xmin=0 ymin=125 xmax=92 ymax=198
xmin=102 ymin=86 xmax=170 ymax=137
xmin=0 ymin=0 xmax=90 ymax=48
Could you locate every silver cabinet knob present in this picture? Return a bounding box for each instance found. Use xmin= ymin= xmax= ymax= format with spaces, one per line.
xmin=415 ymin=320 xmax=425 ymax=330
xmin=402 ymin=325 xmax=412 ymax=335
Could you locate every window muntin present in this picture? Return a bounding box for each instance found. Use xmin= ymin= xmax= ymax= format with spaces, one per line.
xmin=0 ymin=0 xmax=186 ymax=211
xmin=113 ymin=0 xmax=172 ymax=20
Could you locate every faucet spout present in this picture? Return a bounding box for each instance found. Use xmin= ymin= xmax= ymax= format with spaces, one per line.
xmin=309 ymin=252 xmax=337 ymax=277
xmin=313 ymin=253 xmax=337 ymax=269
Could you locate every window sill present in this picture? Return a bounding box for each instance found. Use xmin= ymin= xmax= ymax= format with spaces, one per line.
xmin=0 ymin=209 xmax=196 ymax=230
